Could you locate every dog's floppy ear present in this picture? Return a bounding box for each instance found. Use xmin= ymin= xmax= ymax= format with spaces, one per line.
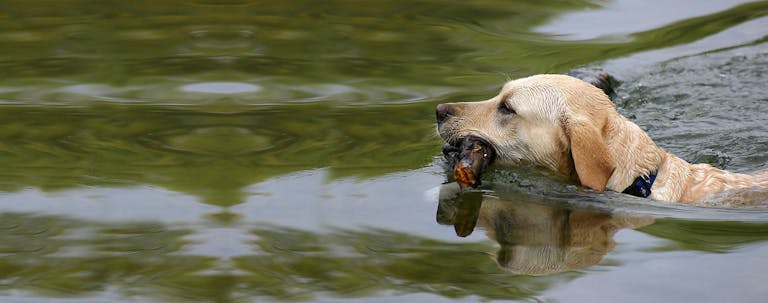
xmin=566 ymin=119 xmax=615 ymax=191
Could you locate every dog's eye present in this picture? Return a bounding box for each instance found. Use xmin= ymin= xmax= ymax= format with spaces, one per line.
xmin=498 ymin=102 xmax=516 ymax=115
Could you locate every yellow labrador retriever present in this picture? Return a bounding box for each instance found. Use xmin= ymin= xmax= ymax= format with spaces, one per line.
xmin=436 ymin=74 xmax=768 ymax=204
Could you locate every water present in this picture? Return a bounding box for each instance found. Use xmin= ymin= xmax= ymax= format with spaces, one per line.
xmin=0 ymin=0 xmax=767 ymax=302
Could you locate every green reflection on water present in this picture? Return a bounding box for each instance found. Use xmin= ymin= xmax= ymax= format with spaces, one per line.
xmin=0 ymin=0 xmax=764 ymax=203
xmin=3 ymin=210 xmax=768 ymax=302
xmin=0 ymin=103 xmax=439 ymax=205
xmin=0 ymin=1 xmax=764 ymax=106
xmin=640 ymin=219 xmax=768 ymax=253
xmin=0 ymin=212 xmax=563 ymax=302
xmin=1 ymin=0 xmax=768 ymax=302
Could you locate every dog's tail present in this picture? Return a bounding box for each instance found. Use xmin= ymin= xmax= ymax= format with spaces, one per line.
xmin=568 ymin=69 xmax=619 ymax=97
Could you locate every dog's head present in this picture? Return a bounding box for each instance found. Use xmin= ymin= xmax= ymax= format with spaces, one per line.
xmin=436 ymin=74 xmax=619 ymax=191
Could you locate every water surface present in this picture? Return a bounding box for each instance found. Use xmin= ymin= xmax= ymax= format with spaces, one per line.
xmin=1 ymin=1 xmax=768 ymax=302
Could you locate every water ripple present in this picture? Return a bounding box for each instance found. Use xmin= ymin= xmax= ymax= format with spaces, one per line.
xmin=179 ymin=82 xmax=262 ymax=94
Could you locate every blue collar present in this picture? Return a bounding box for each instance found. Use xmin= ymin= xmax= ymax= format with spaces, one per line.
xmin=622 ymin=173 xmax=657 ymax=198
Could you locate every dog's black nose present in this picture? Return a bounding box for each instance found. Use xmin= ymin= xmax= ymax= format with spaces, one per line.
xmin=436 ymin=103 xmax=455 ymax=124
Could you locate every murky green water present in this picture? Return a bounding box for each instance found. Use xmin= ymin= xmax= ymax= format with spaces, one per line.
xmin=1 ymin=1 xmax=767 ymax=302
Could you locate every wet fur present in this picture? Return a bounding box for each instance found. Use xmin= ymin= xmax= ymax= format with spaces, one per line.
xmin=436 ymin=74 xmax=768 ymax=204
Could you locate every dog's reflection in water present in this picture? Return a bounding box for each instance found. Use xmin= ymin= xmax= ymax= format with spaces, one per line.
xmin=436 ymin=184 xmax=653 ymax=276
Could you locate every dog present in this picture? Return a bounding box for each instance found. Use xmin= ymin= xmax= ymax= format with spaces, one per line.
xmin=436 ymin=74 xmax=768 ymax=204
